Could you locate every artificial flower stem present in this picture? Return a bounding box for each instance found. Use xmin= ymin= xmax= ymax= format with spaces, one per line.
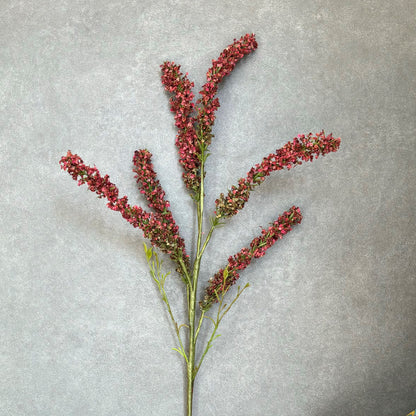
xmin=178 ymin=257 xmax=192 ymax=288
xmin=194 ymin=311 xmax=205 ymax=342
xmin=187 ymin=153 xmax=206 ymax=416
xmin=197 ymin=224 xmax=215 ymax=260
xmin=187 ymin=288 xmax=196 ymax=416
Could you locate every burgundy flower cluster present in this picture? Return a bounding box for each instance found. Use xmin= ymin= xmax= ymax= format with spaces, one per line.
xmin=133 ymin=149 xmax=171 ymax=213
xmin=161 ymin=34 xmax=258 ymax=195
xmin=60 ymin=151 xmax=189 ymax=273
xmin=215 ymin=131 xmax=341 ymax=219
xmin=160 ymin=62 xmax=199 ymax=192
xmin=201 ymin=206 xmax=303 ymax=310
xmin=133 ymin=149 xmax=190 ymax=272
xmin=196 ymin=33 xmax=258 ymax=146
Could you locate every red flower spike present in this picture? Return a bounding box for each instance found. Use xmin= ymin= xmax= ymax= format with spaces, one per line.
xmin=133 ymin=149 xmax=172 ymax=214
xmin=59 ymin=151 xmax=189 ymax=271
xmin=161 ymin=34 xmax=257 ymax=195
xmin=196 ymin=34 xmax=258 ymax=147
xmin=200 ymin=206 xmax=302 ymax=311
xmin=215 ymin=131 xmax=341 ymax=219
xmin=160 ymin=62 xmax=200 ymax=192
xmin=132 ymin=149 xmax=190 ymax=272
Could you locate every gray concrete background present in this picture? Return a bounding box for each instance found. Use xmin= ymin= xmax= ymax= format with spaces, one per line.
xmin=1 ymin=0 xmax=415 ymax=415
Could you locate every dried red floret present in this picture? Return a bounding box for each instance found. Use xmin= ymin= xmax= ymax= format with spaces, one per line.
xmin=196 ymin=34 xmax=258 ymax=146
xmin=160 ymin=62 xmax=200 ymax=192
xmin=60 ymin=151 xmax=188 ymax=270
xmin=215 ymin=131 xmax=341 ymax=218
xmin=161 ymin=34 xmax=258 ymax=196
xmin=133 ymin=149 xmax=190 ymax=272
xmin=201 ymin=206 xmax=302 ymax=310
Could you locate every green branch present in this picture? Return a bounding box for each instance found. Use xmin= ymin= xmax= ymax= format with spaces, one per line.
xmin=195 ymin=270 xmax=250 ymax=375
xmin=144 ymin=243 xmax=188 ymax=363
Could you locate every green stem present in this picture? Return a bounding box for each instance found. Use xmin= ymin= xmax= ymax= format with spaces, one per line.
xmin=178 ymin=257 xmax=192 ymax=288
xmin=178 ymin=257 xmax=192 ymax=311
xmin=196 ymin=282 xmax=249 ymax=374
xmin=198 ymin=224 xmax=215 ymax=259
xmin=194 ymin=311 xmax=205 ymax=342
xmin=164 ymin=292 xmax=188 ymax=364
xmin=186 ymin=153 xmax=206 ymax=416
xmin=144 ymin=248 xmax=189 ymax=363
xmin=187 ymin=289 xmax=195 ymax=416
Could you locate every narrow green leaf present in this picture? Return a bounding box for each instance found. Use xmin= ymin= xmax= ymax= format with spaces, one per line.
xmin=172 ymin=347 xmax=188 ymax=362
xmin=143 ymin=242 xmax=152 ymax=261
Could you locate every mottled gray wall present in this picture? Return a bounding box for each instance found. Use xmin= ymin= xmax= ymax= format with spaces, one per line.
xmin=1 ymin=1 xmax=415 ymax=415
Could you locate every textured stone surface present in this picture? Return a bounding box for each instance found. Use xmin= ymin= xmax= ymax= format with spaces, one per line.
xmin=1 ymin=1 xmax=415 ymax=415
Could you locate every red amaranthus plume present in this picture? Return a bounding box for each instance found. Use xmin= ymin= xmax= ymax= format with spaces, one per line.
xmin=215 ymin=131 xmax=341 ymax=219
xmin=133 ymin=149 xmax=190 ymax=272
xmin=196 ymin=33 xmax=258 ymax=147
xmin=60 ymin=151 xmax=188 ymax=270
xmin=201 ymin=206 xmax=302 ymax=310
xmin=161 ymin=34 xmax=258 ymax=196
xmin=133 ymin=149 xmax=172 ymax=214
xmin=160 ymin=62 xmax=200 ymax=192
